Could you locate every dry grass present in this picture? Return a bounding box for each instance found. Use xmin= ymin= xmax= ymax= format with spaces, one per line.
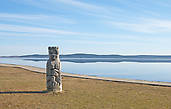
xmin=0 ymin=66 xmax=171 ymax=109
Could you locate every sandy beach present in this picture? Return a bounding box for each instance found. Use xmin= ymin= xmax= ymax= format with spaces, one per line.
xmin=0 ymin=65 xmax=171 ymax=109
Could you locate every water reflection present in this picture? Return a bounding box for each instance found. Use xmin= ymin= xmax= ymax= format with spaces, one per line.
xmin=23 ymin=58 xmax=171 ymax=63
xmin=0 ymin=58 xmax=171 ymax=82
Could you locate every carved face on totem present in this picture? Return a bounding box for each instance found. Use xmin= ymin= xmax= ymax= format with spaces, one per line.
xmin=48 ymin=47 xmax=59 ymax=61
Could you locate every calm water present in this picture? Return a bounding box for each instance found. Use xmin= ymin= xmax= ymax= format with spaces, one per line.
xmin=1 ymin=58 xmax=171 ymax=82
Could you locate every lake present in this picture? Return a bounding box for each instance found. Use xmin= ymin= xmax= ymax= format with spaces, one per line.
xmin=1 ymin=58 xmax=171 ymax=82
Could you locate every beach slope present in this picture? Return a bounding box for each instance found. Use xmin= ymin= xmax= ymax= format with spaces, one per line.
xmin=0 ymin=66 xmax=171 ymax=109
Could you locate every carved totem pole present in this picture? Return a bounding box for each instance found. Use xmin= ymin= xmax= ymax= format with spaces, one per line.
xmin=46 ymin=46 xmax=62 ymax=92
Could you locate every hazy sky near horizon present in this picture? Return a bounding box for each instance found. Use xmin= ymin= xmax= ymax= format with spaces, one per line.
xmin=1 ymin=0 xmax=171 ymax=56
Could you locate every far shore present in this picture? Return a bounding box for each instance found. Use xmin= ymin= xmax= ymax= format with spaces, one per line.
xmin=0 ymin=63 xmax=171 ymax=87
xmin=0 ymin=65 xmax=171 ymax=109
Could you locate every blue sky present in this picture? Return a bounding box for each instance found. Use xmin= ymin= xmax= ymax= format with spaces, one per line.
xmin=1 ymin=0 xmax=171 ymax=56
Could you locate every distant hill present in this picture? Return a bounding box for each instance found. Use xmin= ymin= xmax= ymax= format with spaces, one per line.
xmin=1 ymin=53 xmax=171 ymax=59
xmin=0 ymin=54 xmax=48 ymax=58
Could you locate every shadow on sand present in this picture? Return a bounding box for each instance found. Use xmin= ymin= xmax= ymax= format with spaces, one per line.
xmin=0 ymin=90 xmax=48 ymax=94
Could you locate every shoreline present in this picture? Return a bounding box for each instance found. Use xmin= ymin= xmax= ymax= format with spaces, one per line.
xmin=1 ymin=65 xmax=171 ymax=109
xmin=0 ymin=63 xmax=171 ymax=87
